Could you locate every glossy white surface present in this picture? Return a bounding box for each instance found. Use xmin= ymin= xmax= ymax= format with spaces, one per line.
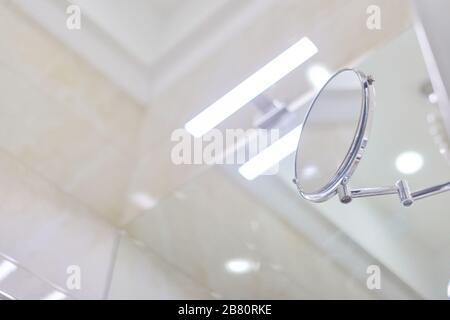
xmin=0 ymin=149 xmax=117 ymax=299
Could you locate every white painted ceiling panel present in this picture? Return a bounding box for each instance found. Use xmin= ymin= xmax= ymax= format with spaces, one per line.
xmin=73 ymin=0 xmax=230 ymax=66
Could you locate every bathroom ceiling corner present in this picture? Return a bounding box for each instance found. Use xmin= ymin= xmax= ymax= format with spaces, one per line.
xmin=13 ymin=0 xmax=413 ymax=105
xmin=12 ymin=0 xmax=271 ymax=103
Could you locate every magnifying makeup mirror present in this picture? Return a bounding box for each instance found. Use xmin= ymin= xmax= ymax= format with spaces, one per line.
xmin=294 ymin=68 xmax=450 ymax=206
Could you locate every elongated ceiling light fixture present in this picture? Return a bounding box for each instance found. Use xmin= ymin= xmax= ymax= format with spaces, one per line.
xmin=185 ymin=37 xmax=318 ymax=137
xmin=239 ymin=125 xmax=302 ymax=180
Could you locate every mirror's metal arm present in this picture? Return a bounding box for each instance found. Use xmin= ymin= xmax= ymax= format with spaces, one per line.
xmin=339 ymin=180 xmax=450 ymax=206
xmin=411 ymin=181 xmax=450 ymax=201
xmin=338 ymin=179 xmax=414 ymax=206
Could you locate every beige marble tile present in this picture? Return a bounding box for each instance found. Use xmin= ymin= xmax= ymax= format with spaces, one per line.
xmin=0 ymin=149 xmax=117 ymax=299
xmin=127 ymin=168 xmax=374 ymax=299
xmin=108 ymin=235 xmax=212 ymax=300
xmin=0 ymin=4 xmax=144 ymax=223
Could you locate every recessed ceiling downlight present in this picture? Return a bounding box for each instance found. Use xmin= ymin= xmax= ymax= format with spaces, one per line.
xmin=395 ymin=151 xmax=424 ymax=175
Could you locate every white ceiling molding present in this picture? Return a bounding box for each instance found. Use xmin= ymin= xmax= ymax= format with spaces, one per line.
xmin=12 ymin=0 xmax=153 ymax=105
xmin=12 ymin=0 xmax=276 ymax=104
xmin=145 ymin=0 xmax=275 ymax=98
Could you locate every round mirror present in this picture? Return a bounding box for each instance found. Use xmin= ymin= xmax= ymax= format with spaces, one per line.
xmin=294 ymin=68 xmax=373 ymax=202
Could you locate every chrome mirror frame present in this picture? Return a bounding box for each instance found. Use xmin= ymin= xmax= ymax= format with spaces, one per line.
xmin=294 ymin=68 xmax=450 ymax=207
xmin=294 ymin=68 xmax=373 ymax=203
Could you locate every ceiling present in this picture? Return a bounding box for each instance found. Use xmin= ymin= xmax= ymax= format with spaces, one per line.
xmin=72 ymin=0 xmax=230 ymax=67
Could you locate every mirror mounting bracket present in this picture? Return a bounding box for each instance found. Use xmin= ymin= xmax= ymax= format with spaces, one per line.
xmin=338 ymin=180 xmax=450 ymax=207
xmin=337 ymin=179 xmax=413 ymax=206
xmin=411 ymin=181 xmax=450 ymax=201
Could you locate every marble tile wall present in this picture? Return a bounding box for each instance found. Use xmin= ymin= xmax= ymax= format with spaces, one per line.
xmin=0 ymin=148 xmax=117 ymax=299
xmin=0 ymin=3 xmax=143 ymax=224
xmin=108 ymin=235 xmax=213 ymax=299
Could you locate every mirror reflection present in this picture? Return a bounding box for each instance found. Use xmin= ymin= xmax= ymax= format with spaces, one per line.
xmin=296 ymin=70 xmax=363 ymax=195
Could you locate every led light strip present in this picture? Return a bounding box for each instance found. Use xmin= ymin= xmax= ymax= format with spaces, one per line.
xmin=185 ymin=37 xmax=318 ymax=137
xmin=239 ymin=125 xmax=302 ymax=180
